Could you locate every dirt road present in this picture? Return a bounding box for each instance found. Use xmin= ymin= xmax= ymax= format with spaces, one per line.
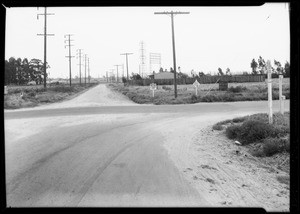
xmin=4 ymin=84 xmax=290 ymax=210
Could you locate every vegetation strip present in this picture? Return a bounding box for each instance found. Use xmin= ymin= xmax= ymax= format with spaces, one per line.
xmin=108 ymin=78 xmax=289 ymax=105
xmin=212 ymin=112 xmax=290 ymax=175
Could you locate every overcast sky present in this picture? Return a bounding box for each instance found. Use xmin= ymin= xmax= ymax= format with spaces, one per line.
xmin=5 ymin=3 xmax=290 ymax=78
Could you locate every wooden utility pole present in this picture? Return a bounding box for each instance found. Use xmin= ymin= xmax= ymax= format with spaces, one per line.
xmin=120 ymin=53 xmax=133 ymax=80
xmin=84 ymin=54 xmax=87 ymax=86
xmin=279 ymin=75 xmax=285 ymax=114
xmin=64 ymin=34 xmax=74 ymax=86
xmin=266 ymin=60 xmax=273 ymax=124
xmin=76 ymin=49 xmax=84 ymax=85
xmin=37 ymin=7 xmax=54 ymax=89
xmin=88 ymin=58 xmax=90 ymax=83
xmin=114 ymin=64 xmax=122 ymax=83
xmin=154 ymin=11 xmax=189 ymax=98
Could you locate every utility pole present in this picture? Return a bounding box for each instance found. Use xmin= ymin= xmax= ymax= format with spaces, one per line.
xmin=266 ymin=60 xmax=273 ymax=124
xmin=88 ymin=58 xmax=90 ymax=83
xmin=154 ymin=11 xmax=189 ymax=98
xmin=110 ymin=69 xmax=115 ymax=82
xmin=37 ymin=7 xmax=55 ymax=89
xmin=76 ymin=49 xmax=84 ymax=85
xmin=120 ymin=53 xmax=133 ymax=80
xmin=64 ymin=34 xmax=74 ymax=87
xmin=114 ymin=64 xmax=122 ymax=83
xmin=84 ymin=54 xmax=87 ymax=86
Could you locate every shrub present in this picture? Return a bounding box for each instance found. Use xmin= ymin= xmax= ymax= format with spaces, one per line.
xmin=232 ymin=116 xmax=247 ymax=123
xmin=212 ymin=124 xmax=223 ymax=131
xmin=262 ymin=138 xmax=285 ymax=156
xmin=225 ymin=125 xmax=241 ymax=139
xmin=237 ymin=120 xmax=276 ymax=145
xmin=191 ymin=94 xmax=198 ymax=102
xmin=228 ymin=86 xmax=246 ymax=93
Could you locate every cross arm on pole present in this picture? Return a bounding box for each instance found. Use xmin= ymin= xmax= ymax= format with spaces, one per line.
xmin=154 ymin=11 xmax=190 ymax=15
xmin=37 ymin=34 xmax=55 ymax=36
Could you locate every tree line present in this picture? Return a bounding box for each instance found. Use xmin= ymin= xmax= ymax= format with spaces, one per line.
xmin=250 ymin=56 xmax=290 ymax=77
xmin=5 ymin=57 xmax=49 ymax=85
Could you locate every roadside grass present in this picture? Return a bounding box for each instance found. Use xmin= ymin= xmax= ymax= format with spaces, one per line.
xmin=4 ymin=83 xmax=98 ymax=109
xmin=107 ymin=78 xmax=290 ymax=105
xmin=213 ymin=112 xmax=290 ymax=157
xmin=212 ymin=112 xmax=290 ymax=172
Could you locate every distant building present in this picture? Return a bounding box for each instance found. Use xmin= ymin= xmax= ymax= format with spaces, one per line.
xmin=153 ymin=72 xmax=178 ymax=79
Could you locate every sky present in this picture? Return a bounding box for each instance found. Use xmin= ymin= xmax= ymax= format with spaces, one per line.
xmin=5 ymin=3 xmax=290 ymax=79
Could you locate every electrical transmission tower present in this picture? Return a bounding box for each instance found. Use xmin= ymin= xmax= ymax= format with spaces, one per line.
xmin=120 ymin=53 xmax=133 ymax=80
xmin=76 ymin=49 xmax=84 ymax=85
xmin=64 ymin=34 xmax=74 ymax=86
xmin=149 ymin=53 xmax=161 ymax=73
xmin=37 ymin=7 xmax=55 ymax=89
xmin=139 ymin=41 xmax=146 ymax=78
xmin=154 ymin=11 xmax=190 ymax=98
xmin=114 ymin=64 xmax=122 ymax=83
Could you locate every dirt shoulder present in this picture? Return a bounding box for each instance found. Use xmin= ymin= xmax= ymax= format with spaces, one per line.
xmin=4 ymin=83 xmax=98 ymax=110
xmin=160 ymin=113 xmax=289 ymax=211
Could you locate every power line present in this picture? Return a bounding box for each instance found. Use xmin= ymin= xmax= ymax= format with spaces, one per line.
xmin=76 ymin=49 xmax=84 ymax=85
xmin=154 ymin=11 xmax=190 ymax=98
xmin=120 ymin=53 xmax=133 ymax=80
xmin=37 ymin=7 xmax=55 ymax=89
xmin=64 ymin=34 xmax=74 ymax=86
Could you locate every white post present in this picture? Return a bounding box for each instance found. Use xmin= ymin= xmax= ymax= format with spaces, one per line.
xmin=266 ymin=60 xmax=273 ymax=124
xmin=279 ymin=75 xmax=284 ymax=114
xmin=195 ymin=87 xmax=198 ymax=96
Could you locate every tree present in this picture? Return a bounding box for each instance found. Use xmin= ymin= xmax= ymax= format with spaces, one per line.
xmin=257 ymin=56 xmax=265 ymax=74
xmin=284 ymin=61 xmax=290 ymax=77
xmin=130 ymin=73 xmax=142 ymax=80
xmin=198 ymin=72 xmax=205 ymax=77
xmin=226 ymin=68 xmax=231 ymax=75
xmin=217 ymin=68 xmax=224 ymax=76
xmin=159 ymin=67 xmax=164 ymax=73
xmin=274 ymin=60 xmax=284 ymax=74
xmin=250 ymin=58 xmax=258 ymax=74
xmin=170 ymin=67 xmax=174 ymax=73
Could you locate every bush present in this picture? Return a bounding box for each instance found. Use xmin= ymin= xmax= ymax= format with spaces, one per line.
xmin=237 ymin=120 xmax=276 ymax=145
xmin=191 ymin=94 xmax=198 ymax=102
xmin=228 ymin=86 xmax=246 ymax=93
xmin=225 ymin=125 xmax=241 ymax=139
xmin=212 ymin=124 xmax=223 ymax=131
xmin=262 ymin=138 xmax=285 ymax=156
xmin=232 ymin=116 xmax=247 ymax=123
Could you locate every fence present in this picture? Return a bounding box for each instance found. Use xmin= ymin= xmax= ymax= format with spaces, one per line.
xmin=127 ymin=75 xmax=266 ymax=86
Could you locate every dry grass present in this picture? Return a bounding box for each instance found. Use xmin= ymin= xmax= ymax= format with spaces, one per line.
xmin=4 ymin=83 xmax=98 ymax=109
xmin=108 ymin=78 xmax=290 ymax=105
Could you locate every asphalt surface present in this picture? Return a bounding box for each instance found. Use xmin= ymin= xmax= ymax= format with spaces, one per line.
xmin=4 ymin=84 xmax=290 ymax=207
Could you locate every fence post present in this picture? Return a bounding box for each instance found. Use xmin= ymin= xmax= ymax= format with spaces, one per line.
xmin=266 ymin=60 xmax=273 ymax=124
xmin=279 ymin=75 xmax=284 ymax=114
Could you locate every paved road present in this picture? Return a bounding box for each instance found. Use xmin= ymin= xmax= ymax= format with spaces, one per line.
xmin=4 ymin=84 xmax=290 ymax=207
